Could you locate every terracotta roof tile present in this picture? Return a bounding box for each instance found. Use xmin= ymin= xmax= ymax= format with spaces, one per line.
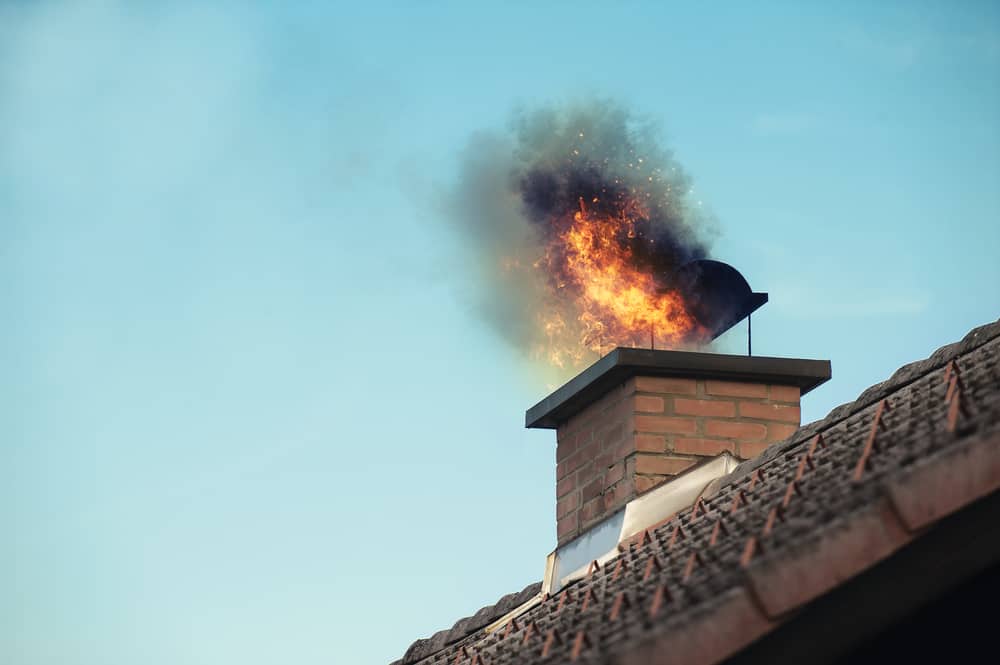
xmin=397 ymin=318 xmax=1000 ymax=665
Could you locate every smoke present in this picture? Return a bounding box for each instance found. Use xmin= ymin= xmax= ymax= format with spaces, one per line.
xmin=446 ymin=100 xmax=717 ymax=371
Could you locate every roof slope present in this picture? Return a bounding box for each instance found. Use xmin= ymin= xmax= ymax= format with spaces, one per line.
xmin=395 ymin=318 xmax=1000 ymax=665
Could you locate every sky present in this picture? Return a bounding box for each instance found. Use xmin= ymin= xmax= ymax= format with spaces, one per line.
xmin=3 ymin=1 xmax=999 ymax=664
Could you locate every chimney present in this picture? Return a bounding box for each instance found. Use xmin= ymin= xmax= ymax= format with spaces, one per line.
xmin=527 ymin=348 xmax=831 ymax=545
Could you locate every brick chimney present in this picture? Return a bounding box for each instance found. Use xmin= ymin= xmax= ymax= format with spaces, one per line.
xmin=526 ymin=348 xmax=830 ymax=545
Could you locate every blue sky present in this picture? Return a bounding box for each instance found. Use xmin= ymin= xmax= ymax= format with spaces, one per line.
xmin=3 ymin=2 xmax=998 ymax=664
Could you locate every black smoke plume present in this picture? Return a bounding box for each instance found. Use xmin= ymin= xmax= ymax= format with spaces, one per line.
xmin=446 ymin=100 xmax=717 ymax=372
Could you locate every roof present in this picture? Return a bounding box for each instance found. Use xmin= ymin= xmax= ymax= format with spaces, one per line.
xmin=395 ymin=318 xmax=1000 ymax=665
xmin=525 ymin=348 xmax=831 ymax=428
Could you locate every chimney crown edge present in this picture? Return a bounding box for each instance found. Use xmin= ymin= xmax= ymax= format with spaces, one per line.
xmin=526 ymin=348 xmax=831 ymax=430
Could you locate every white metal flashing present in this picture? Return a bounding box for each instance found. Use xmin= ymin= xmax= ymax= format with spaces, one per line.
xmin=485 ymin=452 xmax=740 ymax=634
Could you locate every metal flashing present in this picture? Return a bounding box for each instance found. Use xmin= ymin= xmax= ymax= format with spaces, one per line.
xmin=548 ymin=452 xmax=739 ymax=594
xmin=620 ymin=453 xmax=741 ymax=542
xmin=396 ymin=318 xmax=1000 ymax=665
xmin=485 ymin=453 xmax=740 ymax=636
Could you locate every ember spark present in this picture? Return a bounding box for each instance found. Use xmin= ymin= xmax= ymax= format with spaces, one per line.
xmin=449 ymin=101 xmax=715 ymax=371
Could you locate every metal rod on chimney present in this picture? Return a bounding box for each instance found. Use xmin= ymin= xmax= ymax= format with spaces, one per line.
xmin=650 ymin=325 xmax=654 ymax=350
xmin=748 ymin=313 xmax=752 ymax=357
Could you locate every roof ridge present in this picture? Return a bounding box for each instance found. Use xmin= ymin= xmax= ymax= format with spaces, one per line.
xmin=397 ymin=581 xmax=541 ymax=665
xmin=393 ymin=316 xmax=1000 ymax=665
xmin=718 ymin=316 xmax=1000 ymax=487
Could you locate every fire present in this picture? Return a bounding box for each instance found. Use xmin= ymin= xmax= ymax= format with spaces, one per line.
xmin=532 ymin=196 xmax=706 ymax=367
xmin=449 ymin=101 xmax=717 ymax=372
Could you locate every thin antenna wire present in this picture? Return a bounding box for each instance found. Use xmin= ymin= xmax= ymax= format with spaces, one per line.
xmin=747 ymin=314 xmax=752 ymax=356
xmin=650 ymin=324 xmax=654 ymax=350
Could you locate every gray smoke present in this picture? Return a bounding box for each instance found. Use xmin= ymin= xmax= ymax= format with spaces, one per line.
xmin=446 ymin=100 xmax=717 ymax=370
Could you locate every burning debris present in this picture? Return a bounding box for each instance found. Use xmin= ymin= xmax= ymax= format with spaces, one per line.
xmin=448 ymin=100 xmax=759 ymax=370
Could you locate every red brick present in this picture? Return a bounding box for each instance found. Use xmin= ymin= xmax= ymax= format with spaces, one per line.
xmin=571 ymin=409 xmax=595 ymax=429
xmin=557 ymin=512 xmax=579 ymax=540
xmin=633 ymin=376 xmax=697 ymax=395
xmin=673 ymin=437 xmax=736 ymax=456
xmin=556 ymin=437 xmax=576 ymax=462
xmin=591 ymin=451 xmax=612 ymax=470
xmin=576 ymin=428 xmax=594 ymax=450
xmin=556 ymin=474 xmax=576 ymax=498
xmin=557 ymin=491 xmax=580 ymax=519
xmin=674 ymin=398 xmax=736 ymax=418
xmin=636 ymin=474 xmax=669 ymax=493
xmin=576 ymin=439 xmax=599 ymax=466
xmin=769 ymin=384 xmax=801 ymax=403
xmin=556 ymin=422 xmax=575 ymax=443
xmin=603 ymin=421 xmax=634 ymax=453
xmin=624 ymin=455 xmax=637 ymax=477
xmin=589 ymin=383 xmax=628 ymax=414
xmin=598 ymin=422 xmax=625 ymax=446
xmin=635 ymin=434 xmax=666 ymax=452
xmin=705 ymin=380 xmax=768 ymax=398
xmin=635 ymin=454 xmax=696 ymax=476
xmin=560 ymin=448 xmax=587 ymax=478
xmin=612 ymin=436 xmax=633 ymax=461
xmin=739 ymin=402 xmax=801 ymax=424
xmin=634 ymin=395 xmax=665 ymax=413
xmin=604 ymin=462 xmax=625 ymax=488
xmin=634 ymin=415 xmax=698 ymax=434
xmin=767 ymin=422 xmax=799 ymax=443
xmin=739 ymin=441 xmax=771 ymax=458
xmin=581 ymin=476 xmax=603 ymax=503
xmin=580 ymin=496 xmax=604 ymax=524
xmin=705 ymin=420 xmax=767 ymax=441
xmin=604 ymin=478 xmax=635 ymax=510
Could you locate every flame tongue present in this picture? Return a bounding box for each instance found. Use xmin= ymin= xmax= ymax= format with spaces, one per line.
xmin=534 ymin=194 xmax=706 ymax=367
xmin=448 ymin=101 xmax=716 ymax=372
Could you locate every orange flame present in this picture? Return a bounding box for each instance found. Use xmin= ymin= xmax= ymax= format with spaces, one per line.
xmin=531 ymin=196 xmax=706 ymax=367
